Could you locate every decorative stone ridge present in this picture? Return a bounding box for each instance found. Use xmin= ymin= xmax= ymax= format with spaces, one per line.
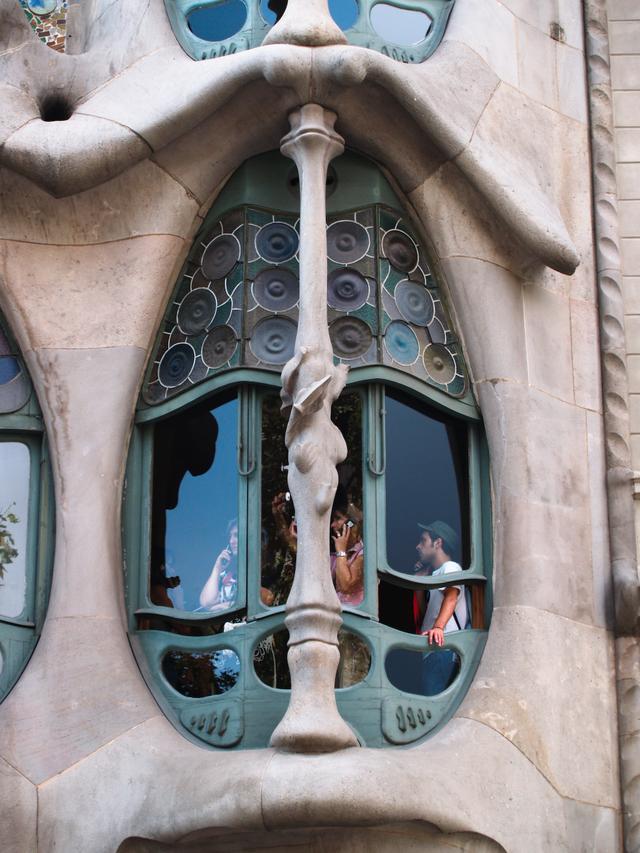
xmin=585 ymin=0 xmax=640 ymax=848
xmin=269 ymin=104 xmax=357 ymax=752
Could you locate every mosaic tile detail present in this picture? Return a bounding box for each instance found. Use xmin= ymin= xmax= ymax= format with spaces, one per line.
xmin=18 ymin=0 xmax=68 ymax=52
xmin=143 ymin=204 xmax=467 ymax=405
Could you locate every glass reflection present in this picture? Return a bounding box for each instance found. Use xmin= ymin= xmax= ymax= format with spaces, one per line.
xmin=253 ymin=628 xmax=370 ymax=690
xmin=385 ymin=647 xmax=461 ymax=696
xmin=370 ymin=4 xmax=431 ymax=46
xmin=385 ymin=391 xmax=468 ymax=576
xmin=151 ymin=395 xmax=239 ymax=613
xmin=336 ymin=629 xmax=370 ymax=688
xmin=260 ymin=392 xmax=363 ymax=608
xmin=0 ymin=443 xmax=29 ymax=619
xmin=162 ymin=649 xmax=240 ymax=697
xmin=187 ymin=0 xmax=247 ymax=41
xmin=254 ymin=629 xmax=290 ymax=689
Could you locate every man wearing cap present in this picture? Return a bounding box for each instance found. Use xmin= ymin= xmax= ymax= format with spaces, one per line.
xmin=414 ymin=520 xmax=468 ymax=694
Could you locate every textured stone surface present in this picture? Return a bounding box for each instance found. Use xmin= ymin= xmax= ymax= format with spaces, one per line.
xmin=0 ymin=160 xmax=200 ymax=245
xmin=0 ymin=237 xmax=184 ymax=350
xmin=459 ymin=606 xmax=619 ymax=806
xmin=36 ymin=717 xmax=270 ymax=853
xmin=0 ymin=615 xmax=158 ymax=785
xmin=0 ymin=756 xmax=37 ymax=853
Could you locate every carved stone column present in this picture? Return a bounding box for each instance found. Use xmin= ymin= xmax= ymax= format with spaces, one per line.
xmin=269 ymin=105 xmax=358 ymax=753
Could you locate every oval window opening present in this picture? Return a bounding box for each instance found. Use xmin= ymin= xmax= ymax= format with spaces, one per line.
xmin=336 ymin=630 xmax=371 ymax=688
xmin=187 ymin=1 xmax=248 ymax=41
xmin=370 ymin=3 xmax=431 ymax=46
xmin=385 ymin=647 xmax=461 ymax=696
xmin=330 ymin=0 xmax=359 ymax=30
xmin=254 ymin=629 xmax=290 ymax=689
xmin=162 ymin=649 xmax=240 ymax=697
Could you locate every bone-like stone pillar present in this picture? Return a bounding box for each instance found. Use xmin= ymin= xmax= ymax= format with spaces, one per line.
xmin=269 ymin=105 xmax=358 ymax=753
xmin=262 ymin=0 xmax=346 ymax=47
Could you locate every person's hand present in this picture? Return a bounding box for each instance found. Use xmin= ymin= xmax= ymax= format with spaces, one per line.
xmin=217 ymin=547 xmax=232 ymax=570
xmin=423 ymin=626 xmax=445 ymax=646
xmin=332 ymin=523 xmax=350 ymax=553
xmin=271 ymin=492 xmax=288 ymax=520
xmin=289 ymin=519 xmax=297 ymax=540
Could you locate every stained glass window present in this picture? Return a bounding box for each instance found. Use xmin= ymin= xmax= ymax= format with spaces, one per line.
xmin=127 ymin=150 xmax=490 ymax=751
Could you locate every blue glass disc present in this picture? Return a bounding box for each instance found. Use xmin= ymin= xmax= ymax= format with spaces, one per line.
xmin=256 ymin=222 xmax=299 ymax=264
xmin=384 ymin=321 xmax=419 ymax=365
xmin=158 ymin=343 xmax=196 ymax=388
xmin=250 ymin=316 xmax=297 ymax=364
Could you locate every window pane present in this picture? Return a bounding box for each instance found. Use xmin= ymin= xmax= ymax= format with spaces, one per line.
xmin=260 ymin=391 xmax=364 ymax=608
xmin=385 ymin=392 xmax=468 ymax=576
xmin=151 ymin=395 xmax=239 ymax=613
xmin=0 ymin=443 xmax=30 ymax=619
xmin=385 ymin=647 xmax=461 ymax=696
xmin=162 ymin=649 xmax=240 ymax=697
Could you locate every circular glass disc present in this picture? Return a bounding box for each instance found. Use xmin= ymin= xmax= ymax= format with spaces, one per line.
xmin=256 ymin=222 xmax=299 ymax=264
xmin=202 ymin=233 xmax=241 ymax=280
xmin=158 ymin=343 xmax=196 ymax=388
xmin=330 ymin=317 xmax=373 ymax=359
xmin=384 ymin=321 xmax=419 ymax=365
xmin=250 ymin=316 xmax=297 ymax=364
xmin=202 ymin=325 xmax=237 ymax=369
xmin=253 ymin=268 xmax=299 ymax=312
xmin=382 ymin=229 xmax=418 ymax=272
xmin=327 ymin=268 xmax=369 ymax=311
xmin=423 ymin=344 xmax=457 ymax=384
xmin=326 ymin=221 xmax=370 ymax=264
xmin=177 ymin=288 xmax=217 ymax=336
xmin=395 ymin=281 xmax=434 ymax=327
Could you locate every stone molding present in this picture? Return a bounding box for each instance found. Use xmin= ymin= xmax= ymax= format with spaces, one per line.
xmin=585 ymin=1 xmax=640 ymax=849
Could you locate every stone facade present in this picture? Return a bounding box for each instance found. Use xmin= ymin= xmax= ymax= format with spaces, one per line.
xmin=0 ymin=0 xmax=637 ymax=850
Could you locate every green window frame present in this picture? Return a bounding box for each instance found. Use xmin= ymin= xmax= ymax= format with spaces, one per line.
xmin=123 ymin=150 xmax=491 ymax=749
xmin=163 ymin=0 xmax=456 ymax=63
xmin=0 ymin=315 xmax=54 ymax=703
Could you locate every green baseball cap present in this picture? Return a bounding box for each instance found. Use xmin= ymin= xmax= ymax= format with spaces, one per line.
xmin=417 ymin=520 xmax=459 ymax=555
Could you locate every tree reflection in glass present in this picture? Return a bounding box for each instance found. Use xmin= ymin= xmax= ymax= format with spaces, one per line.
xmin=0 ymin=442 xmax=29 ymax=619
xmin=150 ymin=394 xmax=239 ymax=613
xmin=260 ymin=391 xmax=363 ymax=608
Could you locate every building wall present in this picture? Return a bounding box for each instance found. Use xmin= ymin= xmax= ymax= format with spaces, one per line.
xmin=0 ymin=1 xmax=630 ymax=850
xmin=609 ymin=1 xmax=640 ymax=557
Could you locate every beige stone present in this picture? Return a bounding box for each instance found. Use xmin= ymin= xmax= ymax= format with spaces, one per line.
xmin=0 ymin=236 xmax=184 ymax=351
xmin=571 ymin=297 xmax=603 ymax=410
xmin=620 ymin=201 xmax=640 ymax=239
xmin=444 ymin=0 xmax=519 ymax=87
xmin=523 ymin=284 xmax=574 ymax=402
xmin=0 ymin=160 xmax=200 ymax=246
xmin=439 ymin=257 xmax=528 ymax=385
xmin=608 ymin=0 xmax=640 ymax=21
xmin=0 ymin=756 xmax=37 ymax=853
xmin=622 ymin=238 xmax=640 ymax=276
xmin=623 ymin=276 xmax=640 ymax=313
xmin=2 ymin=114 xmax=151 ymax=198
xmin=616 ymin=128 xmax=640 ymax=164
xmin=556 ymin=42 xmax=589 ymax=124
xmin=0 ymin=616 xmax=158 ymax=785
xmin=587 ymin=409 xmax=614 ymax=630
xmin=612 ymin=55 xmax=640 ymax=90
xmin=36 ymin=716 xmax=271 ymax=853
xmin=516 ymin=19 xmax=558 ymax=110
xmin=626 ymin=315 xmax=640 ymax=354
xmin=459 ymin=606 xmax=619 ymax=806
xmin=618 ymin=164 xmax=640 ymax=200
xmin=609 ymin=20 xmax=640 ymax=55
xmin=614 ymin=92 xmax=640 ymax=127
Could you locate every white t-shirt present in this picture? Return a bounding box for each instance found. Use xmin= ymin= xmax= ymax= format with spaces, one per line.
xmin=420 ymin=560 xmax=468 ymax=634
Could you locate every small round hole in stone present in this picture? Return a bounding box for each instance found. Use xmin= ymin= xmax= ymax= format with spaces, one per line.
xmin=39 ymin=95 xmax=73 ymax=122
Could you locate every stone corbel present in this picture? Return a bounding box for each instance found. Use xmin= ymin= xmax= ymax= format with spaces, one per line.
xmin=269 ymin=104 xmax=357 ymax=753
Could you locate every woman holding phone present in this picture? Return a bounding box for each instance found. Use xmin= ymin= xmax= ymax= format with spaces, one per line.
xmin=199 ymin=519 xmax=238 ymax=612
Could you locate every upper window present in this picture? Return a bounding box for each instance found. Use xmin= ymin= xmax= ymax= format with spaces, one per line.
xmin=125 ymin=151 xmax=491 ymax=750
xmin=163 ymin=0 xmax=455 ymax=63
xmin=0 ymin=313 xmax=54 ymax=703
